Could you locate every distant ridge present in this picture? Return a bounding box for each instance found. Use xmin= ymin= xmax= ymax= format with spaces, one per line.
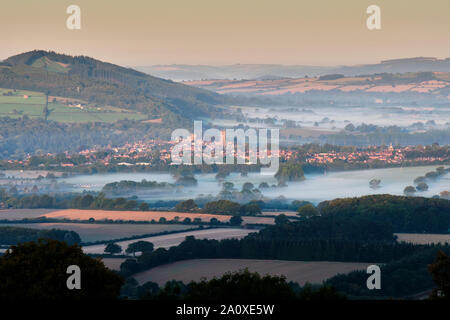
xmin=137 ymin=57 xmax=450 ymax=81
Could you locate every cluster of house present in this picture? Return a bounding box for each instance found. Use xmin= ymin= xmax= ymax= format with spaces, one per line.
xmin=4 ymin=142 xmax=447 ymax=169
xmin=303 ymin=145 xmax=447 ymax=165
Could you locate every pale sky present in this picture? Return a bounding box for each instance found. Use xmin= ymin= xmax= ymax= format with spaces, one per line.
xmin=1 ymin=0 xmax=449 ymax=66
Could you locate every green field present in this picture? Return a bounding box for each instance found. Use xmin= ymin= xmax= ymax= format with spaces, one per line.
xmin=0 ymin=88 xmax=146 ymax=123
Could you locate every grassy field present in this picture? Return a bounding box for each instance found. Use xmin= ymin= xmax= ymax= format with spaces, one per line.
xmin=0 ymin=87 xmax=146 ymax=123
xmin=0 ymin=222 xmax=199 ymax=243
xmin=82 ymin=228 xmax=254 ymax=254
xmin=132 ymin=259 xmax=371 ymax=285
xmin=395 ymin=233 xmax=450 ymax=245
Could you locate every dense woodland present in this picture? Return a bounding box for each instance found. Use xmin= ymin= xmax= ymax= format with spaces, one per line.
xmin=317 ymin=194 xmax=450 ymax=234
xmin=102 ymin=180 xmax=175 ymax=195
xmin=0 ymin=226 xmax=81 ymax=245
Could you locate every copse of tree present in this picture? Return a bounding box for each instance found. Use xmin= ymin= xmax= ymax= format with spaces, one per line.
xmin=186 ymin=269 xmax=296 ymax=301
xmin=253 ymin=215 xmax=395 ymax=242
xmin=105 ymin=242 xmax=122 ymax=255
xmin=274 ymin=214 xmax=290 ymax=226
xmin=0 ymin=191 xmax=142 ymax=211
xmin=229 ymin=215 xmax=243 ymax=226
xmin=317 ymin=194 xmax=450 ymax=234
xmin=425 ymin=171 xmax=439 ymax=180
xmin=241 ymin=182 xmax=255 ymax=192
xmin=326 ymin=247 xmax=450 ymax=298
xmin=0 ymin=226 xmax=81 ymax=245
xmin=175 ymin=199 xmax=198 ymax=212
xmin=102 ymin=180 xmax=174 ymax=195
xmin=275 ymin=163 xmax=305 ymax=183
xmin=202 ymin=200 xmax=261 ymax=216
xmin=416 ymin=182 xmax=429 ymax=191
xmin=428 ymin=250 xmax=450 ymax=299
xmin=297 ymin=204 xmax=320 ymax=219
xmin=203 ymin=200 xmax=241 ymax=215
xmin=175 ymin=175 xmax=198 ymax=187
xmin=126 ymin=241 xmax=154 ymax=257
xmin=369 ymin=179 xmax=381 ymax=189
xmin=403 ymin=186 xmax=416 ymax=195
xmin=0 ymin=239 xmax=123 ymax=300
xmin=414 ymin=176 xmax=425 ymax=184
xmin=239 ymin=202 xmax=261 ymax=216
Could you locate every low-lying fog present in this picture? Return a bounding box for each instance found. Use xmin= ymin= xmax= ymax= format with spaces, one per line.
xmin=49 ymin=165 xmax=449 ymax=204
xmin=211 ymin=105 xmax=450 ymax=130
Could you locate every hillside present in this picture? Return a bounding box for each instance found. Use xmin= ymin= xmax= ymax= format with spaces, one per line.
xmin=0 ymin=50 xmax=227 ymax=125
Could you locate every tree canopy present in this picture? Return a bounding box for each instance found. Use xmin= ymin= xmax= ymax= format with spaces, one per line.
xmin=0 ymin=239 xmax=123 ymax=300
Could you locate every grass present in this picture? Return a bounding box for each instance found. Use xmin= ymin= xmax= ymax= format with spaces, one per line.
xmin=0 ymin=87 xmax=147 ymax=123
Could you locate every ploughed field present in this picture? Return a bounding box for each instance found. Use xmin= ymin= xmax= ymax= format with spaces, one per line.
xmin=131 ymin=259 xmax=371 ymax=286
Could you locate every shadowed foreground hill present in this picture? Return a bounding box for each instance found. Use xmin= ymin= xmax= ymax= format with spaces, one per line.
xmin=0 ymin=239 xmax=123 ymax=300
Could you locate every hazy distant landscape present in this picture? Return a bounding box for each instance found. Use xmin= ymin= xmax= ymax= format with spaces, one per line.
xmin=0 ymin=51 xmax=448 ymax=301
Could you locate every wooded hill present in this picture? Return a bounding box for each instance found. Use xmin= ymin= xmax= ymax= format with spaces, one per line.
xmin=0 ymin=50 xmax=228 ymax=125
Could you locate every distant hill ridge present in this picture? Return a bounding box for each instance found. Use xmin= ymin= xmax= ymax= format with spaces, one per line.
xmin=137 ymin=57 xmax=450 ymax=81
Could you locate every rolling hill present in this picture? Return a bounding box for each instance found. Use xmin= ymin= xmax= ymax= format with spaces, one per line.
xmin=184 ymin=72 xmax=450 ymax=101
xmin=0 ymin=50 xmax=228 ymax=125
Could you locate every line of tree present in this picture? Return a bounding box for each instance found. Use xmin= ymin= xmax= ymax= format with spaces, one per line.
xmin=120 ymin=269 xmax=345 ymax=301
xmin=119 ymin=236 xmax=430 ymax=277
xmin=102 ymin=180 xmax=175 ymax=195
xmin=175 ymin=199 xmax=262 ymax=216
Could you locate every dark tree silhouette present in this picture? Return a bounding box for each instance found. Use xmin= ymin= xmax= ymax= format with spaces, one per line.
xmin=428 ymin=250 xmax=450 ymax=299
xmin=0 ymin=239 xmax=123 ymax=300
